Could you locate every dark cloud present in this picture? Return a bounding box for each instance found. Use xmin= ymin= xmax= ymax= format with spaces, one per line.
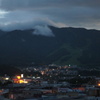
xmin=1 ymin=0 xmax=100 ymax=10
xmin=0 ymin=0 xmax=66 ymax=11
xmin=0 ymin=0 xmax=100 ymax=34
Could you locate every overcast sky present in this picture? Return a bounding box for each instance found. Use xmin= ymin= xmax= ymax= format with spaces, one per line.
xmin=0 ymin=0 xmax=100 ymax=31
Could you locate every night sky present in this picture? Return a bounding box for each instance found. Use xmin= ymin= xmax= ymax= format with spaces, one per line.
xmin=0 ymin=0 xmax=100 ymax=31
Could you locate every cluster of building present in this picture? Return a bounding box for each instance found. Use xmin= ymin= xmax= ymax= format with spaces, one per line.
xmin=0 ymin=64 xmax=100 ymax=100
xmin=21 ymin=64 xmax=79 ymax=79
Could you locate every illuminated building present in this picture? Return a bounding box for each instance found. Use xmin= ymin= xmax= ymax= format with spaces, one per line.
xmin=13 ymin=75 xmax=29 ymax=84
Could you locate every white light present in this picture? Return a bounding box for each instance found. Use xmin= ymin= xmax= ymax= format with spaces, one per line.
xmin=5 ymin=78 xmax=9 ymax=80
xmin=21 ymin=74 xmax=24 ymax=78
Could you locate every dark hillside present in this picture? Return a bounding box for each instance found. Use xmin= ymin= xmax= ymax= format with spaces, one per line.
xmin=0 ymin=26 xmax=100 ymax=67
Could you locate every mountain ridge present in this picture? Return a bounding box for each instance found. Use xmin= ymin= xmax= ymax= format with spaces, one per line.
xmin=0 ymin=26 xmax=100 ymax=67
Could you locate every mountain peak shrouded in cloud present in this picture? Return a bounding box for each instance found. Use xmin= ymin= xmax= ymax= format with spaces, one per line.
xmin=0 ymin=0 xmax=100 ymax=32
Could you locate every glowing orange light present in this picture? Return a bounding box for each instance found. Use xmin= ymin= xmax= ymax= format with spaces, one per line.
xmin=98 ymin=83 xmax=100 ymax=86
xmin=17 ymin=76 xmax=21 ymax=79
xmin=19 ymin=79 xmax=24 ymax=83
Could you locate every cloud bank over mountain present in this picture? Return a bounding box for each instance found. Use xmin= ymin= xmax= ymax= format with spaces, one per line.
xmin=0 ymin=0 xmax=100 ymax=32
